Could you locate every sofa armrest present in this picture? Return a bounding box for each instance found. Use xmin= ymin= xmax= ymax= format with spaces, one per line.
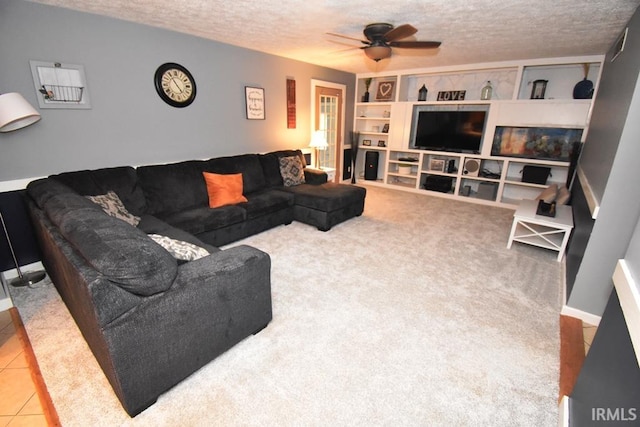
xmin=304 ymin=168 xmax=328 ymax=185
xmin=100 ymin=244 xmax=272 ymax=415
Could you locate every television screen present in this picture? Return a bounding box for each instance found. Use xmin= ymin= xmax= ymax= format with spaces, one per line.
xmin=410 ymin=105 xmax=489 ymax=153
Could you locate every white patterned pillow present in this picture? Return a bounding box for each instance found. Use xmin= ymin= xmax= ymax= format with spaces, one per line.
xmin=279 ymin=155 xmax=306 ymax=187
xmin=87 ymin=191 xmax=140 ymax=226
xmin=148 ymin=234 xmax=209 ymax=261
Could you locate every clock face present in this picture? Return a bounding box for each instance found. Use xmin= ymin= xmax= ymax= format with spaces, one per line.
xmin=154 ymin=63 xmax=196 ymax=107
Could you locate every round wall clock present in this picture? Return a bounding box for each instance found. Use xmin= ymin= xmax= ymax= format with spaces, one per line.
xmin=154 ymin=63 xmax=197 ymax=107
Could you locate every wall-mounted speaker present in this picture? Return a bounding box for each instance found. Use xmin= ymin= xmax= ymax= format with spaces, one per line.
xmin=463 ymin=158 xmax=481 ymax=177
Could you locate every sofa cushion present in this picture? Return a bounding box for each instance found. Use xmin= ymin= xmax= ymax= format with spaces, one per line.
xmin=137 ymin=215 xmax=220 ymax=253
xmin=258 ymin=153 xmax=284 ymax=188
xmin=43 ymin=192 xmax=105 ymax=226
xmin=137 ymin=160 xmax=209 ymax=216
xmin=206 ymin=154 xmax=266 ymax=195
xmin=27 ymin=178 xmax=78 ymax=209
xmin=148 ymin=234 xmax=209 ymax=261
xmin=282 ymin=182 xmax=367 ymax=212
xmin=55 ymin=205 xmax=178 ymax=296
xmin=242 ymin=190 xmax=295 ymax=220
xmin=51 ymin=166 xmax=147 ymax=216
xmin=202 ymin=172 xmax=248 ymax=208
xmin=160 ymin=205 xmax=246 ymax=235
xmin=279 ymin=156 xmax=306 ymax=187
xmin=87 ymin=191 xmax=141 ymax=226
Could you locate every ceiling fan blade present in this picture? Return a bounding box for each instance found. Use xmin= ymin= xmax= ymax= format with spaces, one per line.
xmin=326 ymin=32 xmax=370 ymax=45
xmin=383 ymin=24 xmax=417 ymax=42
xmin=389 ymin=40 xmax=442 ymax=49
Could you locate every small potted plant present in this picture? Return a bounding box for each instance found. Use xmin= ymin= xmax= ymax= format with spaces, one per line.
xmin=362 ymin=78 xmax=372 ymax=102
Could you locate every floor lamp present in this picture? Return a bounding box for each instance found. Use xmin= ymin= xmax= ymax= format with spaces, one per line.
xmin=0 ymin=92 xmax=45 ymax=287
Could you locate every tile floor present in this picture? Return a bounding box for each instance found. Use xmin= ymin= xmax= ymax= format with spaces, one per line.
xmin=583 ymin=322 xmax=598 ymax=356
xmin=0 ymin=309 xmax=47 ymax=427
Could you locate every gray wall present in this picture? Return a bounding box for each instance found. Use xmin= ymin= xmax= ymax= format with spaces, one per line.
xmin=0 ymin=0 xmax=354 ymax=183
xmin=568 ymin=7 xmax=640 ymax=316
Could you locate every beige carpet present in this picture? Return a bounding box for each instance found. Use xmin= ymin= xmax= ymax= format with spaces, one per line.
xmin=10 ymin=185 xmax=562 ymax=426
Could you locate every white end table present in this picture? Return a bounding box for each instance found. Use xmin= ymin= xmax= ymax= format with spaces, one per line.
xmin=507 ymin=199 xmax=574 ymax=262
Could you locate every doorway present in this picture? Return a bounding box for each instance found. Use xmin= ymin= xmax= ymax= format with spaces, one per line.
xmin=311 ymin=80 xmax=346 ymax=182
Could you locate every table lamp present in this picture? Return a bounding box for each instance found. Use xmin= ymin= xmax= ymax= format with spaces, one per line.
xmin=309 ymin=130 xmax=328 ymax=169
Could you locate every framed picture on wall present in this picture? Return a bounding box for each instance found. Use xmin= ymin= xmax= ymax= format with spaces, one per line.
xmin=245 ymin=86 xmax=265 ymax=120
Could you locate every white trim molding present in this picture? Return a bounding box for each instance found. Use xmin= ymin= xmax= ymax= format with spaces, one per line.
xmin=613 ymin=259 xmax=640 ymax=366
xmin=561 ymin=304 xmax=602 ymax=327
xmin=558 ymin=395 xmax=570 ymax=427
xmin=577 ymin=166 xmax=599 ymax=220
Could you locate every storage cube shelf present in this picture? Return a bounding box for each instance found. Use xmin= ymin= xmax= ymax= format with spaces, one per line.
xmin=348 ymin=56 xmax=603 ymax=207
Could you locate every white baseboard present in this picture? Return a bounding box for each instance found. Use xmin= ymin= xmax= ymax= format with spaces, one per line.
xmin=561 ymin=304 xmax=602 ymax=326
xmin=558 ymin=395 xmax=570 ymax=427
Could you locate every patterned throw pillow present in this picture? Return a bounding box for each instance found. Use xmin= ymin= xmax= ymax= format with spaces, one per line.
xmin=148 ymin=234 xmax=209 ymax=261
xmin=279 ymin=155 xmax=306 ymax=187
xmin=87 ymin=191 xmax=140 ymax=226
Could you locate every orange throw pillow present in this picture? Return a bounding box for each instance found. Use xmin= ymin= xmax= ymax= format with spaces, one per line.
xmin=202 ymin=172 xmax=248 ymax=208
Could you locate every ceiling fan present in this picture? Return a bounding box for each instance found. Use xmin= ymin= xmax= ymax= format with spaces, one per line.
xmin=327 ymin=23 xmax=441 ymax=62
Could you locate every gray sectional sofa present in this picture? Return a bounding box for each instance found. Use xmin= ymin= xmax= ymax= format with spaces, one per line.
xmin=25 ymin=149 xmax=365 ymax=416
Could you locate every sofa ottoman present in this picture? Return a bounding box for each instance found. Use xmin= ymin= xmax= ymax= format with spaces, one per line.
xmin=282 ymin=183 xmax=366 ymax=231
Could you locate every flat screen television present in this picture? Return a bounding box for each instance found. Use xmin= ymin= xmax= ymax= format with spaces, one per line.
xmin=409 ymin=104 xmax=489 ymax=153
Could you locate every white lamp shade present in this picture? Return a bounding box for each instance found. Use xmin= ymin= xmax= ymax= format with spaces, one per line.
xmin=0 ymin=92 xmax=41 ymax=132
xmin=309 ymin=130 xmax=328 ymax=149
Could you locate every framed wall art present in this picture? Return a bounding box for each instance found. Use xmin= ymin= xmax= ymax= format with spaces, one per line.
xmin=375 ymin=81 xmax=395 ymax=101
xmin=429 ymin=158 xmax=445 ymax=172
xmin=30 ymin=60 xmax=91 ymax=109
xmin=245 ymin=86 xmax=265 ymax=120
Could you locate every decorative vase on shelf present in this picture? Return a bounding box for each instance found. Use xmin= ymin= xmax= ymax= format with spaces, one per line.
xmin=362 ymin=78 xmax=372 ymax=103
xmin=573 ymin=64 xmax=594 ymax=99
xmin=418 ymin=84 xmax=428 ymax=101
xmin=350 ymin=131 xmax=360 ymax=184
xmin=481 ymin=81 xmax=493 ymax=100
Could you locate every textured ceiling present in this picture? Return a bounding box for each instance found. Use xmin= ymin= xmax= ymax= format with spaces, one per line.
xmin=27 ymin=0 xmax=640 ymax=74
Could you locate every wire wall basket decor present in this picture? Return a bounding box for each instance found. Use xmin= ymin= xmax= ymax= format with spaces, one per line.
xmin=38 ymin=85 xmax=84 ymax=103
xmin=30 ymin=60 xmax=91 ymax=109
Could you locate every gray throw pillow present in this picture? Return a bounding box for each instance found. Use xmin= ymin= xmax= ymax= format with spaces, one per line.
xmin=279 ymin=155 xmax=306 ymax=187
xmin=87 ymin=191 xmax=141 ymax=226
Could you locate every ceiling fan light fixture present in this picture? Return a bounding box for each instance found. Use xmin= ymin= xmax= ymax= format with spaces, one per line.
xmin=364 ymin=45 xmax=392 ymax=61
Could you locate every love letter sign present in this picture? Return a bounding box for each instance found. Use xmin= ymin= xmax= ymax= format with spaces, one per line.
xmin=437 ymin=90 xmax=466 ymax=101
xmin=375 ymin=81 xmax=395 ymax=101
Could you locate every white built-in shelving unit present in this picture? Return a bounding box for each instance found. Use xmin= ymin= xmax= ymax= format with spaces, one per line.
xmin=348 ymin=56 xmax=604 ymax=208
